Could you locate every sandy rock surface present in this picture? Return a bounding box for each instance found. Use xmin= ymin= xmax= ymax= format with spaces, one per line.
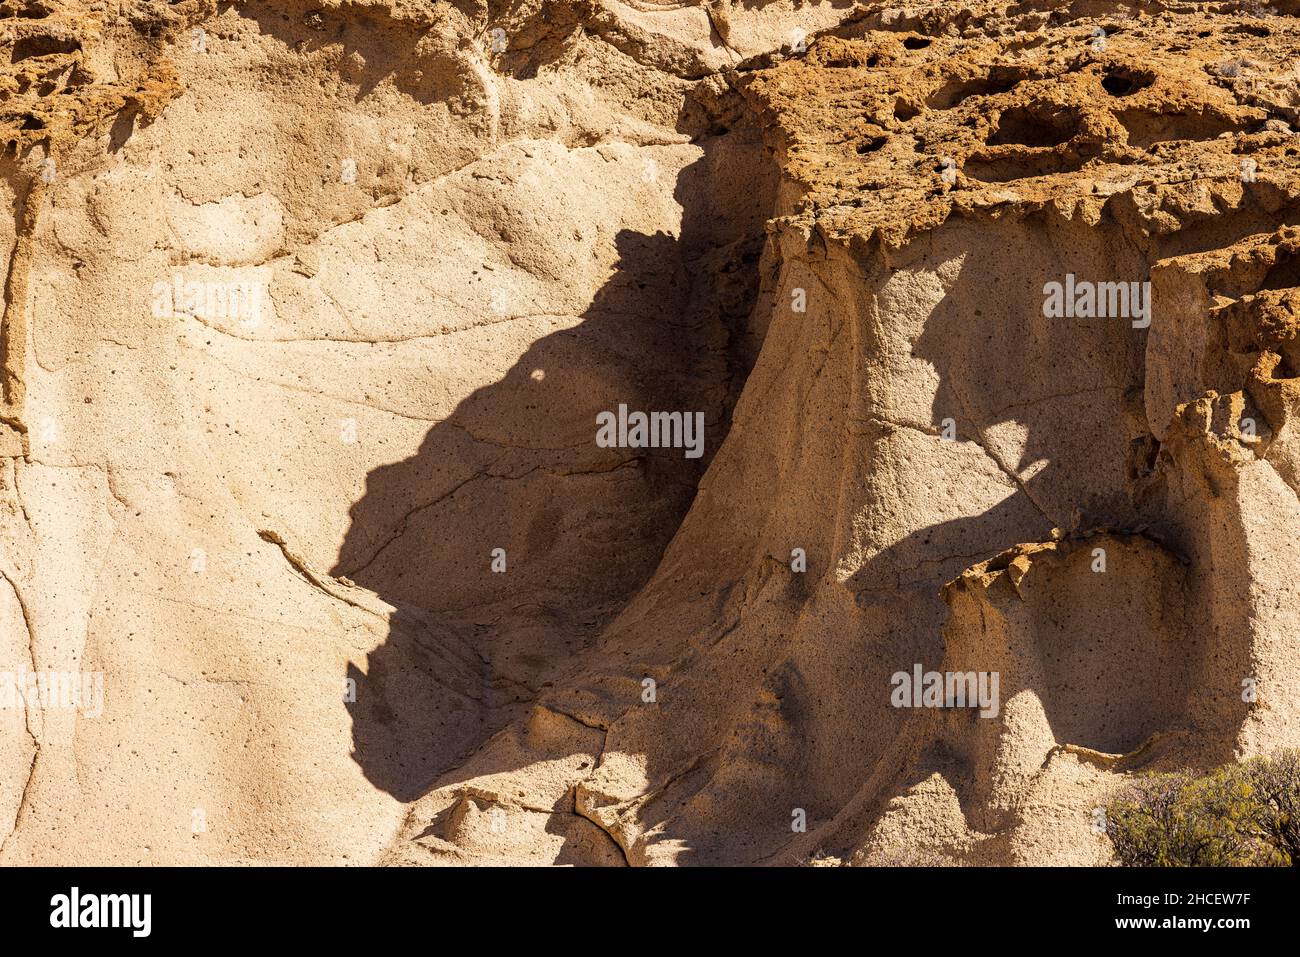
xmin=1 ymin=0 xmax=1298 ymax=865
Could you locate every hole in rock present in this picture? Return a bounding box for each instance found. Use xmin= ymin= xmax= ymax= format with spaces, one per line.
xmin=926 ymin=68 xmax=1024 ymax=109
xmin=0 ymin=0 xmax=52 ymax=17
xmin=1260 ymin=249 xmax=1300 ymax=291
xmin=987 ymin=105 xmax=1079 ymax=147
xmin=1030 ymin=555 xmax=1192 ymax=756
xmin=894 ymin=99 xmax=921 ymax=122
xmin=1118 ymin=108 xmax=1239 ymax=148
xmin=963 ymin=148 xmax=1086 ymax=182
xmin=1101 ymin=67 xmax=1155 ymax=97
xmin=10 ymin=33 xmax=79 ymax=62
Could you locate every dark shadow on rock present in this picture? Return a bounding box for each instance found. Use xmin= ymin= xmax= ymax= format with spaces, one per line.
xmin=108 ymin=106 xmax=138 ymax=154
xmin=332 ymin=229 xmax=697 ymax=802
xmin=332 ymin=122 xmax=774 ymax=807
xmin=825 ymin=214 xmax=1251 ymax=858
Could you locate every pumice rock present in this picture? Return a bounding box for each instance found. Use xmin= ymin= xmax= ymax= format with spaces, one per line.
xmin=1 ymin=0 xmax=1298 ymax=867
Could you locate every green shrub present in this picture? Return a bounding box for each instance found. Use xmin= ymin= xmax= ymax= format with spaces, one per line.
xmin=1245 ymin=748 xmax=1300 ymax=864
xmin=1105 ymin=749 xmax=1300 ymax=867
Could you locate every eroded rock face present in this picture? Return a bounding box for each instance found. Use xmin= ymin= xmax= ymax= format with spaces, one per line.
xmin=1 ymin=0 xmax=1298 ymax=866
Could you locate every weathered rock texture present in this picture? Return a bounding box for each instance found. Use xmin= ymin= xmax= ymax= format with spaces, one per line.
xmin=1 ymin=0 xmax=1298 ymax=865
